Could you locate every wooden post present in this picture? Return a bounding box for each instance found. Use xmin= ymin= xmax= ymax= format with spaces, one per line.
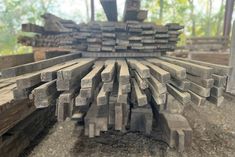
xmin=91 ymin=0 xmax=95 ymax=21
xmin=223 ymin=0 xmax=235 ymax=39
xmin=227 ymin=20 xmax=235 ymax=93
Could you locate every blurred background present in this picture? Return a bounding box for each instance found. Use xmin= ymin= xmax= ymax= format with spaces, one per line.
xmin=0 ymin=0 xmax=234 ymax=55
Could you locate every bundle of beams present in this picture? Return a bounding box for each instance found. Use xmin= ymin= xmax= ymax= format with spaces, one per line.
xmin=123 ymin=0 xmax=147 ymax=22
xmin=18 ymin=13 xmax=183 ymax=56
xmin=0 ymin=55 xmax=231 ymax=152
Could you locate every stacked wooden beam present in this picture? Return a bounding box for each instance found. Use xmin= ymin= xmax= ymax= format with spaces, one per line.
xmin=123 ymin=0 xmax=147 ymax=22
xmin=18 ymin=13 xmax=183 ymax=55
xmin=186 ymin=36 xmax=227 ymax=51
xmin=0 ymin=55 xmax=231 ymax=153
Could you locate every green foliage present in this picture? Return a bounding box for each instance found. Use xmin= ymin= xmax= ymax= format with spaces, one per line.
xmin=0 ymin=0 xmax=228 ymax=54
xmin=0 ymin=0 xmax=52 ymax=55
xmin=142 ymin=0 xmax=226 ymax=46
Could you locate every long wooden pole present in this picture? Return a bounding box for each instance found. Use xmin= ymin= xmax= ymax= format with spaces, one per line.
xmin=91 ymin=0 xmax=95 ymax=21
xmin=226 ymin=20 xmax=235 ymax=93
xmin=223 ymin=0 xmax=235 ymax=38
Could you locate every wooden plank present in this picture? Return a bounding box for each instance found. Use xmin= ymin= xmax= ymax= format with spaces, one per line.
xmin=207 ymin=95 xmax=224 ymax=106
xmin=117 ymin=59 xmax=130 ymax=85
xmin=147 ymin=81 xmax=167 ymax=106
xmin=167 ymin=83 xmax=191 ymax=105
xmin=1 ymin=53 xmax=81 ymax=78
xmin=148 ymin=75 xmax=166 ymax=94
xmin=168 ymin=56 xmax=231 ymax=76
xmin=141 ymin=60 xmax=170 ymax=83
xmin=130 ymin=107 xmax=152 ymax=135
xmin=133 ymin=70 xmax=148 ymax=90
xmin=127 ymin=59 xmax=150 ymax=79
xmin=57 ymin=59 xmax=95 ymax=91
xmin=81 ymin=64 xmax=104 ymax=88
xmin=170 ymin=78 xmax=190 ymax=92
xmin=160 ymin=56 xmax=214 ymax=79
xmin=101 ymin=61 xmax=116 ymax=82
xmin=97 ymin=85 xmax=109 ymax=106
xmin=117 ymin=83 xmax=128 ymax=104
xmin=0 ymin=100 xmax=36 ymax=136
xmin=190 ymin=82 xmax=210 ymax=97
xmin=188 ymin=90 xmax=206 ymax=106
xmin=0 ymin=106 xmax=55 ymax=157
xmin=41 ymin=59 xmax=80 ymax=82
xmin=32 ymin=80 xmax=58 ymax=108
xmin=146 ymin=58 xmax=186 ymax=80
xmin=186 ymin=74 xmax=214 ymax=88
xmin=100 ymin=0 xmax=118 ymax=21
xmin=210 ymin=86 xmax=225 ymax=97
xmin=115 ymin=103 xmax=123 ymax=131
xmin=131 ymin=78 xmax=148 ymax=107
xmin=212 ymin=74 xmax=227 ymax=87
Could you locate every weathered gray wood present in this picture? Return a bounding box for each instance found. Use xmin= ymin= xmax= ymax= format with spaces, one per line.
xmin=212 ymin=74 xmax=227 ymax=87
xmin=101 ymin=61 xmax=116 ymax=82
xmin=130 ymin=107 xmax=153 ymax=135
xmin=103 ymin=79 xmax=114 ymax=92
xmin=80 ymin=88 xmax=92 ymax=98
xmin=187 ymin=74 xmax=214 ymax=88
xmin=168 ymin=56 xmax=232 ymax=76
xmin=117 ymin=59 xmax=130 ymax=85
xmin=170 ymin=78 xmax=190 ymax=92
xmin=133 ymin=70 xmax=148 ymax=90
xmin=188 ymin=90 xmax=206 ymax=106
xmin=2 ymin=53 xmax=81 ymax=78
xmin=190 ymin=82 xmax=210 ymax=97
xmin=57 ymin=88 xmax=77 ymax=122
xmin=167 ymin=84 xmax=191 ymax=105
xmin=147 ymin=81 xmax=167 ymax=107
xmin=227 ymin=21 xmax=235 ymax=93
xmin=41 ymin=59 xmax=79 ymax=82
xmin=75 ymin=94 xmax=91 ymax=106
xmin=141 ymin=60 xmax=170 ymax=83
xmin=117 ymin=83 xmax=128 ymax=104
xmin=32 ymin=80 xmax=59 ymax=108
xmin=100 ymin=0 xmax=117 ymax=21
xmin=148 ymin=75 xmax=166 ymax=94
xmin=57 ymin=59 xmax=95 ymax=91
xmin=146 ymin=58 xmax=186 ymax=80
xmin=159 ymin=112 xmax=192 ymax=152
xmin=160 ymin=56 xmax=213 ymax=79
xmin=127 ymin=59 xmax=150 ymax=79
xmin=131 ymin=78 xmax=148 ymax=106
xmin=210 ymin=86 xmax=225 ymax=97
xmin=81 ymin=64 xmax=104 ymax=88
xmin=115 ymin=103 xmax=123 ymax=131
xmin=120 ymin=83 xmax=131 ymax=94
xmin=207 ymin=95 xmax=224 ymax=106
xmin=16 ymin=73 xmax=41 ymax=89
xmin=97 ymin=85 xmax=109 ymax=106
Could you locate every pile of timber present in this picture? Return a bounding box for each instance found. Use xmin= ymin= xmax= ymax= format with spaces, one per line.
xmin=0 ymin=54 xmax=232 ymax=152
xmin=186 ymin=36 xmax=228 ymax=51
xmin=123 ymin=0 xmax=148 ymax=22
xmin=19 ymin=13 xmax=183 ymax=54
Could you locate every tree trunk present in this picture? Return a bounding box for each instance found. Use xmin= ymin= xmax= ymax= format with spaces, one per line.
xmin=206 ymin=0 xmax=212 ymax=36
xmin=85 ymin=0 xmax=90 ymax=22
xmin=188 ymin=0 xmax=195 ymax=36
xmin=159 ymin=0 xmax=164 ymax=21
xmin=216 ymin=0 xmax=224 ymax=36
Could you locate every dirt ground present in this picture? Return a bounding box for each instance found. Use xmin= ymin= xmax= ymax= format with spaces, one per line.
xmin=20 ymin=93 xmax=235 ymax=157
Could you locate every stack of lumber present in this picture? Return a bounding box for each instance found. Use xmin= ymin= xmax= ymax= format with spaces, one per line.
xmin=18 ymin=13 xmax=183 ymax=55
xmin=0 ymin=55 xmax=231 ymax=152
xmin=123 ymin=0 xmax=147 ymax=21
xmin=186 ymin=36 xmax=228 ymax=51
